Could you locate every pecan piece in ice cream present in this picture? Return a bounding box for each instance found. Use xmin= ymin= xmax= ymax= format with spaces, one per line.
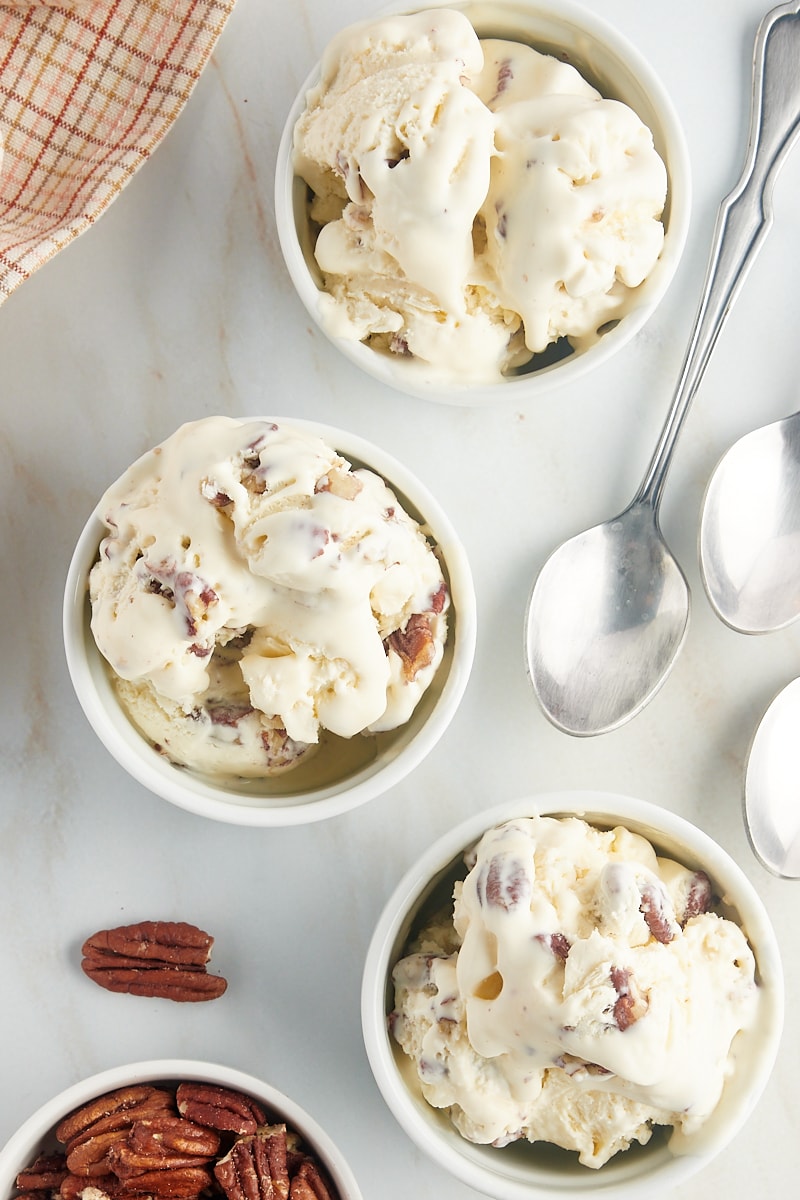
xmin=481 ymin=853 xmax=531 ymax=911
xmin=80 ymin=966 xmax=227 ymax=1003
xmin=80 ymin=921 xmax=227 ymax=1002
xmin=385 ymin=613 xmax=436 ymax=682
xmin=679 ymin=870 xmax=714 ymax=924
xmin=638 ymin=882 xmax=676 ymax=944
xmin=610 ymin=966 xmax=647 ymax=1031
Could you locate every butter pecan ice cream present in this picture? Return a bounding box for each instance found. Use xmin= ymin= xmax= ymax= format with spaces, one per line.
xmin=293 ymin=7 xmax=668 ymax=383
xmin=390 ymin=815 xmax=760 ymax=1167
xmin=89 ymin=416 xmax=449 ymax=780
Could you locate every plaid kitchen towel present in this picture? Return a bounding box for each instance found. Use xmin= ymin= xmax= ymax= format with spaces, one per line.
xmin=0 ymin=0 xmax=236 ymax=302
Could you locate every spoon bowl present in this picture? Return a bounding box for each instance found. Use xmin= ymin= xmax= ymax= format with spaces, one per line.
xmin=526 ymin=502 xmax=689 ymax=734
xmin=745 ymin=677 xmax=800 ymax=878
xmin=700 ymin=410 xmax=800 ymax=633
xmin=527 ymin=1 xmax=800 ymax=735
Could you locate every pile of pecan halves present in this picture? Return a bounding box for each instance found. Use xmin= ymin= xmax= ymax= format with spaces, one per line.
xmin=14 ymin=1082 xmax=334 ymax=1200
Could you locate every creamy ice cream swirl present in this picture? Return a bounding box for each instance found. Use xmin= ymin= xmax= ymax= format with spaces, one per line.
xmin=89 ymin=416 xmax=449 ymax=779
xmin=294 ymin=8 xmax=668 ymax=384
xmin=391 ymin=816 xmax=759 ymax=1167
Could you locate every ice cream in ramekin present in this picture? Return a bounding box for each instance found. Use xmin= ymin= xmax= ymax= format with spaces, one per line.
xmin=276 ymin=0 xmax=690 ymax=404
xmin=362 ymin=793 xmax=783 ymax=1199
xmin=64 ymin=417 xmax=475 ymax=825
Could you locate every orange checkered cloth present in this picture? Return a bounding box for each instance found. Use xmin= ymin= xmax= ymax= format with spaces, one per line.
xmin=0 ymin=0 xmax=236 ymax=301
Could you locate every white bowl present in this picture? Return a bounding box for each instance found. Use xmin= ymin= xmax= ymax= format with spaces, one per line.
xmin=0 ymin=1059 xmax=362 ymax=1200
xmin=275 ymin=0 xmax=691 ymax=406
xmin=361 ymin=791 xmax=784 ymax=1198
xmin=63 ymin=417 xmax=476 ymax=827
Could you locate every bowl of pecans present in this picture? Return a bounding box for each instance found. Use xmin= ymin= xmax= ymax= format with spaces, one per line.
xmin=0 ymin=1060 xmax=362 ymax=1200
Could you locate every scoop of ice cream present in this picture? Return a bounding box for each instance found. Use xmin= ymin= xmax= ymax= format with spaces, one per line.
xmin=112 ymin=645 xmax=309 ymax=780
xmin=293 ymin=9 xmax=667 ymax=384
xmin=391 ymin=816 xmax=759 ymax=1167
xmin=295 ymin=8 xmax=494 ymax=311
xmin=294 ymin=8 xmax=524 ymax=378
xmin=89 ymin=416 xmax=449 ymax=779
xmin=475 ymin=41 xmax=667 ymax=355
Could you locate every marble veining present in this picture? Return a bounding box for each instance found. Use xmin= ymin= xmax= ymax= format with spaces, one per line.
xmin=0 ymin=1 xmax=797 ymax=1197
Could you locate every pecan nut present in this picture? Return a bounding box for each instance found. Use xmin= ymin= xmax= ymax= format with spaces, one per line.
xmin=15 ymin=1084 xmax=339 ymax=1200
xmin=57 ymin=1087 xmax=174 ymax=1147
xmin=83 ymin=923 xmax=214 ymax=967
xmin=113 ymin=1166 xmax=213 ymax=1197
xmin=106 ymin=1115 xmax=220 ymax=1180
xmin=679 ymin=870 xmax=714 ymax=923
xmin=66 ymin=1129 xmax=130 ymax=1178
xmin=535 ymin=931 xmax=571 ymax=960
xmin=58 ymin=1087 xmax=175 ymax=1154
xmin=60 ymin=1103 xmax=217 ymax=1199
xmin=15 ymin=1154 xmax=69 ymax=1196
xmin=610 ymin=965 xmax=647 ymax=1031
xmin=638 ymin=883 xmax=676 ymax=944
xmin=288 ymin=1160 xmax=335 ymax=1200
xmin=81 ymin=922 xmax=227 ymax=1003
xmin=59 ymin=1171 xmax=123 ymax=1200
xmin=386 ymin=613 xmax=436 ymax=681
xmin=127 ymin=1115 xmax=221 ymax=1159
xmin=109 ymin=1146 xmax=214 ymax=1180
xmin=482 ymin=854 xmax=531 ymax=911
xmin=214 ymin=1128 xmax=289 ymax=1200
xmin=175 ymin=1084 xmax=266 ymax=1136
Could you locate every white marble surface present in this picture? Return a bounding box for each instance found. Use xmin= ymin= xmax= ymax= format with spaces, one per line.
xmin=1 ymin=0 xmax=798 ymax=1195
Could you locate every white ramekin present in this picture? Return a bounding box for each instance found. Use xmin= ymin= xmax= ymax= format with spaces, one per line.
xmin=0 ymin=1059 xmax=362 ymax=1200
xmin=63 ymin=417 xmax=476 ymax=826
xmin=362 ymin=791 xmax=783 ymax=1198
xmin=275 ymin=0 xmax=691 ymax=405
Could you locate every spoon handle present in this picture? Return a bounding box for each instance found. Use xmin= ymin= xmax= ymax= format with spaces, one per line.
xmin=636 ymin=0 xmax=800 ymax=511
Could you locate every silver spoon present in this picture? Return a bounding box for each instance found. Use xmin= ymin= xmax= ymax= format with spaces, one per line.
xmin=526 ymin=0 xmax=800 ymax=736
xmin=700 ymin=410 xmax=800 ymax=633
xmin=745 ymin=677 xmax=800 ymax=877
